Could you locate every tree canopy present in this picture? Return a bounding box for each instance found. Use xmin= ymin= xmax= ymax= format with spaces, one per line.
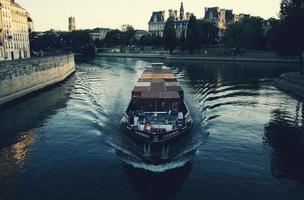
xmin=102 ymin=25 xmax=136 ymax=47
xmin=163 ymin=17 xmax=177 ymax=53
xmin=186 ymin=15 xmax=201 ymax=52
xmin=271 ymin=0 xmax=304 ymax=73
xmin=30 ymin=30 xmax=94 ymax=54
xmin=139 ymin=35 xmax=163 ymax=47
xmin=198 ymin=20 xmax=219 ymax=46
xmin=223 ymin=17 xmax=265 ymax=49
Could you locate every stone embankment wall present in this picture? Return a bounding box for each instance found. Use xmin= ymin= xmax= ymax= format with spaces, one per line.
xmin=0 ymin=54 xmax=75 ymax=105
xmin=273 ymin=72 xmax=304 ymax=97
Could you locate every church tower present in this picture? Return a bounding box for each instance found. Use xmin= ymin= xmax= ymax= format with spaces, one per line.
xmin=179 ymin=2 xmax=185 ymax=20
xmin=68 ymin=16 xmax=76 ymax=32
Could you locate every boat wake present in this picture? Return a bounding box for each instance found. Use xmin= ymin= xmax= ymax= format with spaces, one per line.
xmin=120 ymin=155 xmax=194 ymax=173
xmin=115 ymin=141 xmax=200 ymax=173
xmin=105 ymin=126 xmax=206 ymax=172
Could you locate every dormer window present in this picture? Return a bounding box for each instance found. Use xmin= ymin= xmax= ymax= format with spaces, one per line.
xmin=154 ymin=15 xmax=157 ymax=22
xmin=209 ymin=12 xmax=213 ymax=19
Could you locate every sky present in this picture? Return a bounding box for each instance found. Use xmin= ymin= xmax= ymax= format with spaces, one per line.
xmin=18 ymin=0 xmax=281 ymax=31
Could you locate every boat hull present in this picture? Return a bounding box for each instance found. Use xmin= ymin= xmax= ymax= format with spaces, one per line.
xmin=120 ymin=122 xmax=194 ymax=164
xmin=121 ymin=122 xmax=193 ymax=145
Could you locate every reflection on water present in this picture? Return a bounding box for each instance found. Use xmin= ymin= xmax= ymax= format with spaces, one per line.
xmin=0 ymin=77 xmax=73 ymax=199
xmin=265 ymin=101 xmax=304 ymax=183
xmin=0 ymin=77 xmax=74 ymax=147
xmin=1 ymin=56 xmax=304 ymax=200
xmin=0 ymin=130 xmax=35 ymax=200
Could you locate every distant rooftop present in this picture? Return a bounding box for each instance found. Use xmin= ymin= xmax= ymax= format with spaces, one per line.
xmin=149 ymin=11 xmax=165 ymax=23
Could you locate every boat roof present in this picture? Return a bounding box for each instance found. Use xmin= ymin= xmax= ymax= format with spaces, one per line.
xmin=132 ymin=63 xmax=183 ymax=100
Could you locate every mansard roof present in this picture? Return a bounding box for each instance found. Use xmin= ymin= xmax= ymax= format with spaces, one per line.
xmin=27 ymin=16 xmax=33 ymax=22
xmin=225 ymin=10 xmax=234 ymax=22
xmin=204 ymin=7 xmax=220 ymax=19
xmin=149 ymin=11 xmax=165 ymax=23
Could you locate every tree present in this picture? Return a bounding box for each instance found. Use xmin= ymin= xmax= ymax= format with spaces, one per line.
xmin=186 ymin=15 xmax=200 ymax=52
xmin=30 ymin=30 xmax=94 ymax=54
xmin=223 ymin=17 xmax=265 ymax=49
xmin=30 ymin=31 xmax=64 ymax=52
xmin=121 ymin=25 xmax=136 ymax=46
xmin=94 ymin=39 xmax=103 ymax=48
xmin=264 ymin=18 xmax=280 ymax=50
xmin=179 ymin=30 xmax=187 ymax=51
xmin=271 ymin=0 xmax=304 ymax=74
xmin=139 ymin=35 xmax=163 ymax=47
xmin=102 ymin=26 xmax=136 ymax=47
xmin=103 ymin=30 xmax=121 ymax=47
xmin=198 ymin=20 xmax=219 ymax=46
xmin=63 ymin=30 xmax=93 ymax=49
xmin=222 ymin=22 xmax=243 ymax=49
xmin=163 ymin=17 xmax=177 ymax=53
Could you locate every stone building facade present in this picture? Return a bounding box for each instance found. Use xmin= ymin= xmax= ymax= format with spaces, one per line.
xmin=68 ymin=16 xmax=76 ymax=32
xmin=204 ymin=7 xmax=252 ymax=36
xmin=204 ymin=7 xmax=235 ymax=36
xmin=148 ymin=11 xmax=166 ymax=37
xmin=89 ymin=28 xmax=111 ymax=41
xmin=148 ymin=4 xmax=256 ymax=39
xmin=135 ymin=29 xmax=149 ymax=40
xmin=148 ymin=2 xmax=192 ymax=38
xmin=0 ymin=0 xmax=31 ymax=61
xmin=27 ymin=15 xmax=34 ymax=33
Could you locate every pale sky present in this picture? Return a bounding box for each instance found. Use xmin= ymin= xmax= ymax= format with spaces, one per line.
xmin=18 ymin=0 xmax=281 ymax=31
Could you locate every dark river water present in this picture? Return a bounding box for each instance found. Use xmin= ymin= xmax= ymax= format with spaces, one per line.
xmin=0 ymin=56 xmax=304 ymax=200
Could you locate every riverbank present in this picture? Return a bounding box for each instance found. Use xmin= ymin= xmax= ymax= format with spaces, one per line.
xmin=0 ymin=54 xmax=75 ymax=105
xmin=273 ymin=72 xmax=304 ymax=98
xmin=96 ymin=53 xmax=299 ymax=63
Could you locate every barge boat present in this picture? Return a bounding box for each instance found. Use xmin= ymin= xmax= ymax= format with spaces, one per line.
xmin=121 ymin=63 xmax=193 ymax=162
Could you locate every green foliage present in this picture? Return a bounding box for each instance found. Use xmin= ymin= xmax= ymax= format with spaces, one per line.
xmin=30 ymin=32 xmax=61 ymax=51
xmin=163 ymin=18 xmax=177 ymax=53
xmin=139 ymin=35 xmax=163 ymax=47
xmin=102 ymin=25 xmax=136 ymax=47
xmin=186 ymin=15 xmax=201 ymax=52
xmin=273 ymin=0 xmax=304 ymax=73
xmin=222 ymin=23 xmax=243 ymax=48
xmin=63 ymin=30 xmax=93 ymax=49
xmin=30 ymin=30 xmax=94 ymax=53
xmin=223 ymin=17 xmax=265 ymax=49
xmin=176 ymin=18 xmax=219 ymax=52
xmin=198 ymin=20 xmax=219 ymax=46
xmin=121 ymin=25 xmax=136 ymax=46
xmin=179 ymin=30 xmax=187 ymax=51
xmin=94 ymin=39 xmax=103 ymax=48
xmin=103 ymin=30 xmax=121 ymax=47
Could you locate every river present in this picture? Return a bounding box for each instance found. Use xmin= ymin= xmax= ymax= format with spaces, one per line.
xmin=0 ymin=56 xmax=303 ymax=200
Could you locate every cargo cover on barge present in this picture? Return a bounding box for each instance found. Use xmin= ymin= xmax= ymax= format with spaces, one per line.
xmin=121 ymin=63 xmax=193 ymax=161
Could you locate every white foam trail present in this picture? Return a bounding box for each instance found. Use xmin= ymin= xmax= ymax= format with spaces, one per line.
xmin=121 ymin=157 xmax=193 ymax=173
xmin=104 ymin=140 xmax=142 ymax=161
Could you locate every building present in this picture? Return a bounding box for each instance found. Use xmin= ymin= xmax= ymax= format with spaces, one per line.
xmin=68 ymin=16 xmax=76 ymax=32
xmin=204 ymin=7 xmax=235 ymax=36
xmin=0 ymin=0 xmax=31 ymax=60
xmin=27 ymin=15 xmax=34 ymax=33
xmin=148 ymin=2 xmax=192 ymax=38
xmin=234 ymin=13 xmax=250 ymax=22
xmin=149 ymin=3 xmax=254 ymax=39
xmin=89 ymin=28 xmax=111 ymax=41
xmin=135 ymin=29 xmax=149 ymax=40
xmin=148 ymin=11 xmax=166 ymax=37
